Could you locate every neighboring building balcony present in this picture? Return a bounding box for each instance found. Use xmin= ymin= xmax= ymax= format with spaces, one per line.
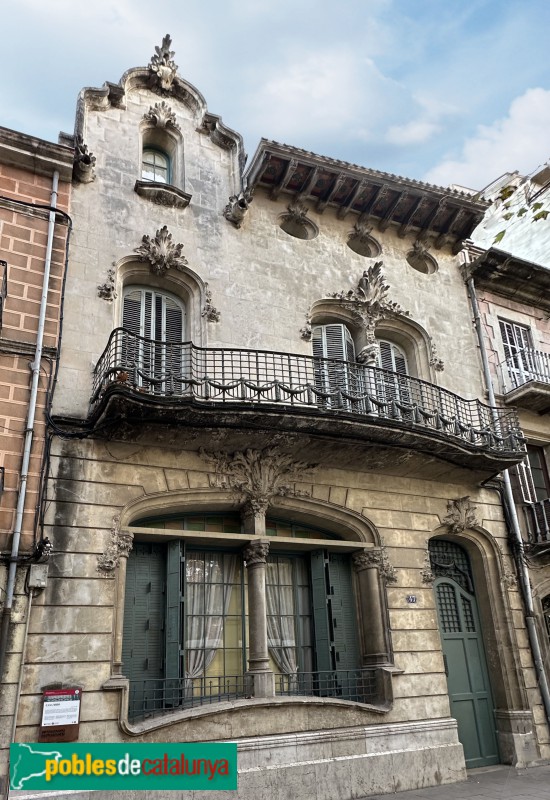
xmin=500 ymin=349 xmax=550 ymax=414
xmin=127 ymin=667 xmax=383 ymax=723
xmin=89 ymin=328 xmax=525 ymax=472
xmin=523 ymin=499 xmax=550 ymax=548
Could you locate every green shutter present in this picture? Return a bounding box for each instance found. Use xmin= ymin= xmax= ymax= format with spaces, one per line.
xmin=122 ymin=543 xmax=166 ymax=682
xmin=310 ymin=550 xmax=359 ymax=674
xmin=327 ymin=553 xmax=359 ymax=671
xmin=165 ymin=540 xmax=184 ymax=681
xmin=310 ymin=550 xmax=332 ymax=672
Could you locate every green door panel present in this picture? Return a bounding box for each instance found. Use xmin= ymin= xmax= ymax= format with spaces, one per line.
xmin=434 ymin=577 xmax=499 ymax=768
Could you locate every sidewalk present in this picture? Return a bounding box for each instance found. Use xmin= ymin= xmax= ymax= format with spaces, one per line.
xmin=362 ymin=764 xmax=550 ymax=800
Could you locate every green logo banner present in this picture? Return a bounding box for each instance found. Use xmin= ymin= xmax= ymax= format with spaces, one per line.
xmin=10 ymin=742 xmax=237 ymax=791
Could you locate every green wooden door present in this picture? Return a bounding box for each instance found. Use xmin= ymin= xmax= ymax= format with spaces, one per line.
xmin=434 ymin=577 xmax=499 ymax=767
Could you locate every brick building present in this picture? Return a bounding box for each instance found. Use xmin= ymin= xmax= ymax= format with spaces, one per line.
xmin=0 ymin=126 xmax=72 ymax=791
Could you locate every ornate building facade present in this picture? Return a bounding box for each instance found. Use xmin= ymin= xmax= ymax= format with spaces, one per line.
xmin=2 ymin=38 xmax=549 ymax=799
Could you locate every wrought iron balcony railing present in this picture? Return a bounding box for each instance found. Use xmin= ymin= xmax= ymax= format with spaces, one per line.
xmin=523 ymin=498 xmax=550 ymax=545
xmin=274 ymin=667 xmax=378 ymax=703
xmin=500 ymin=348 xmax=550 ymax=393
xmin=91 ymin=328 xmax=524 ymax=455
xmin=127 ymin=668 xmax=381 ymax=721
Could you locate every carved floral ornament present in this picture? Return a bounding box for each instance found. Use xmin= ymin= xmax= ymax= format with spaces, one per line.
xmin=134 ymin=226 xmax=188 ymax=276
xmin=143 ymin=101 xmax=180 ymax=131
xmin=97 ymin=518 xmax=134 ymax=576
xmin=243 ymin=540 xmax=270 ymax=566
xmin=443 ymin=496 xmax=479 ymax=534
xmin=148 ymin=34 xmax=178 ymax=92
xmin=302 ymin=262 xmax=409 ymax=364
xmin=352 ymin=546 xmax=398 ymax=584
xmin=200 ymin=446 xmax=317 ymax=514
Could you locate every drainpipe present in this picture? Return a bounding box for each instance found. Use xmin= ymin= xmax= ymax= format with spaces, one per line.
xmin=464 ymin=254 xmax=550 ymax=725
xmin=0 ymin=172 xmax=60 ymax=686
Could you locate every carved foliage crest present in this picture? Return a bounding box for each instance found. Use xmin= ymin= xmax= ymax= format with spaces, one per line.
xmin=135 ymin=226 xmax=188 ymax=276
xmin=200 ymin=447 xmax=316 ymax=511
xmin=443 ymin=496 xmax=478 ymax=534
xmin=149 ymin=34 xmax=178 ymax=92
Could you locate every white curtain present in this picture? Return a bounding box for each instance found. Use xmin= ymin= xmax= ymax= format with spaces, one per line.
xmin=185 ymin=553 xmax=236 ymax=692
xmin=266 ymin=559 xmax=298 ymax=690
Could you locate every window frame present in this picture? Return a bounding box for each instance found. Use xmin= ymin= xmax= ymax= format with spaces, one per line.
xmin=141 ymin=146 xmax=171 ymax=184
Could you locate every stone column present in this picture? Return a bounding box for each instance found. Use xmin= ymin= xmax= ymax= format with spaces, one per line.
xmin=353 ymin=549 xmax=392 ymax=666
xmin=110 ymin=531 xmax=134 ymax=679
xmin=242 ymin=501 xmax=274 ymax=697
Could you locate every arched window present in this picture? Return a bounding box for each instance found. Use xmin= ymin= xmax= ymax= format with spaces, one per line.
xmin=121 ymin=287 xmax=185 ymax=393
xmin=121 ymin=514 xmax=361 ymax=719
xmin=141 ymin=148 xmax=170 ymax=184
xmin=377 ymin=340 xmax=409 ymax=376
xmin=311 ymin=323 xmax=361 ymax=410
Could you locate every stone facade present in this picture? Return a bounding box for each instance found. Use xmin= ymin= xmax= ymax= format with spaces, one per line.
xmin=2 ymin=40 xmax=549 ymax=800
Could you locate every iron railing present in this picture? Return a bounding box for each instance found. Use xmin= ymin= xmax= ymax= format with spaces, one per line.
xmin=500 ymin=348 xmax=550 ymax=393
xmin=92 ymin=328 xmax=524 ymax=454
xmin=523 ymin=498 xmax=550 ymax=545
xmin=128 ymin=669 xmax=381 ymax=721
xmin=275 ymin=668 xmax=378 ymax=703
xmin=128 ymin=674 xmax=247 ymax=722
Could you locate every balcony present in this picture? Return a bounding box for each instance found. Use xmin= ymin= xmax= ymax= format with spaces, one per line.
xmin=523 ymin=499 xmax=550 ymax=548
xmin=500 ymin=349 xmax=550 ymax=414
xmin=89 ymin=328 xmax=525 ymax=473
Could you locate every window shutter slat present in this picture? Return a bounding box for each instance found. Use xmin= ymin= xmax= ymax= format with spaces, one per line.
xmin=165 ymin=540 xmax=183 ymax=681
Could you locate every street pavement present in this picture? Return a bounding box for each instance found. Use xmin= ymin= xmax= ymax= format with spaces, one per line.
xmin=362 ymin=764 xmax=550 ymax=800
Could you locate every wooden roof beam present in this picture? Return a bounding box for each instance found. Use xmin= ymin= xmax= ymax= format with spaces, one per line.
xmin=270 ymin=158 xmax=298 ymax=200
xmin=378 ymin=190 xmax=408 ymax=232
xmin=397 ymin=195 xmax=427 ymax=238
xmin=316 ymin=172 xmax=347 ymax=213
xmin=336 ymin=179 xmax=367 ymax=219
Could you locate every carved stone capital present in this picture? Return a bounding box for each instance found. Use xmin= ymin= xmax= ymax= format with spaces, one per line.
xmin=243 ymin=540 xmax=270 ymax=566
xmin=353 ymin=546 xmax=397 ymax=584
xmin=149 ymin=34 xmax=178 ymax=92
xmin=443 ymin=496 xmax=478 ymax=534
xmin=144 ymin=101 xmax=180 ymax=130
xmin=242 ymin=497 xmax=270 ymax=520
xmin=353 ymin=549 xmax=382 ymax=571
xmin=97 ymin=519 xmax=134 ymax=576
xmin=200 ymin=446 xmax=316 ymax=510
xmin=134 ymin=226 xmax=188 ymax=276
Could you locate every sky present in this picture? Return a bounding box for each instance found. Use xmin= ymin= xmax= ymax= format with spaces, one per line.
xmin=2 ymin=0 xmax=549 ymax=191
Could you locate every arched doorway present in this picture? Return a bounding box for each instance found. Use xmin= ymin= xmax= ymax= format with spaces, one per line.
xmin=430 ymin=538 xmax=499 ymax=768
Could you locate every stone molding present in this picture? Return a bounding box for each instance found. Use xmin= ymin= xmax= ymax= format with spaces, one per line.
xmin=243 ymin=540 xmax=270 ymax=566
xmin=97 ymin=518 xmax=134 ymax=575
xmin=134 ymin=181 xmax=191 ymax=209
xmin=134 ymin=225 xmax=188 ymax=276
xmin=200 ymin=446 xmax=316 ymax=512
xmin=443 ymin=496 xmax=478 ymax=533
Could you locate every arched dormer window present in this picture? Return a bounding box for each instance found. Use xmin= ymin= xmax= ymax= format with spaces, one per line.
xmin=141 ymin=147 xmax=170 ymax=184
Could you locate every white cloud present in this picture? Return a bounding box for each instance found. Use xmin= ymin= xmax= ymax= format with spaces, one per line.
xmin=424 ymin=88 xmax=550 ymax=189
